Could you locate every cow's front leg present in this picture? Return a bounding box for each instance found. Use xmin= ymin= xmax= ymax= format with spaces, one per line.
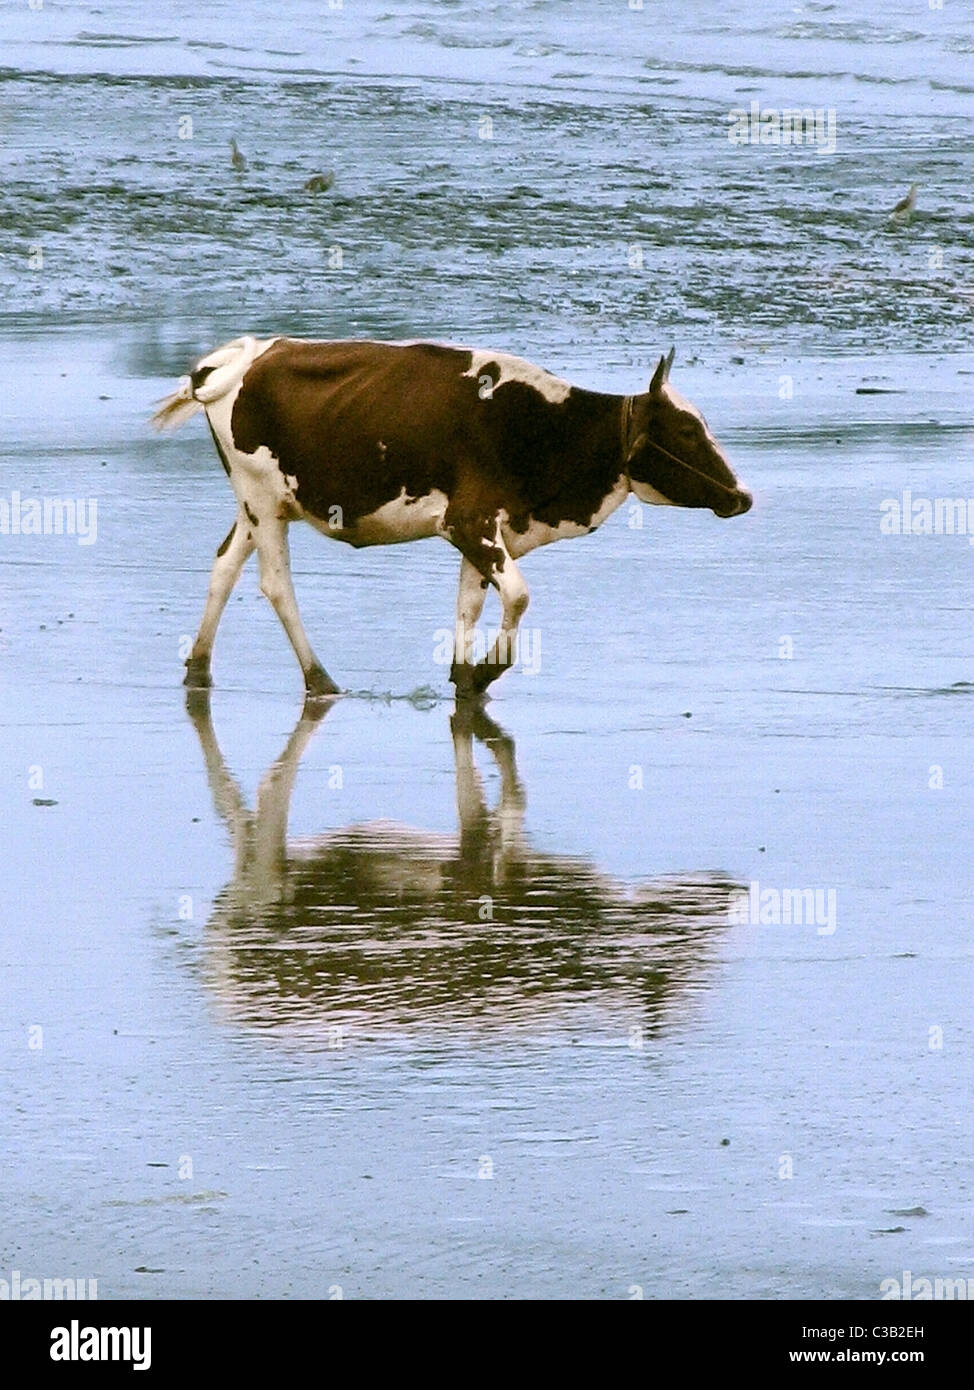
xmin=254 ymin=517 xmax=340 ymax=700
xmin=185 ymin=510 xmax=256 ymax=689
xmin=449 ymin=556 xmax=489 ymax=697
xmin=472 ymin=545 xmax=529 ymax=692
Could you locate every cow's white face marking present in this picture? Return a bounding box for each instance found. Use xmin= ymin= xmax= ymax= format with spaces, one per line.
xmin=661 ymin=381 xmax=703 ymax=424
xmin=463 ymin=350 xmax=572 ymax=405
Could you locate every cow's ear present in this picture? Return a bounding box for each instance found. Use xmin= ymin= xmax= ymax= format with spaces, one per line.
xmin=665 ymin=345 xmax=675 ymax=377
xmin=649 ymin=355 xmax=668 ymax=394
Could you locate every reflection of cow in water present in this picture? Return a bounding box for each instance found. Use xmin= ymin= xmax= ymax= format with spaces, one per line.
xmin=190 ymin=700 xmax=740 ymax=1038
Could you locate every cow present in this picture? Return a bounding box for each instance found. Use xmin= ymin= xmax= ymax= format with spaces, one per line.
xmin=189 ymin=699 xmax=740 ymax=1035
xmin=153 ymin=336 xmax=752 ymax=700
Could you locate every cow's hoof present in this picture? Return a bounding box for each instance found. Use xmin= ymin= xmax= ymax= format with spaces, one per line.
xmin=184 ymin=656 xmax=212 ymax=689
xmin=450 ymin=662 xmax=481 ymax=700
xmin=470 ymin=660 xmax=503 ymax=694
xmin=305 ymin=665 xmax=341 ymax=700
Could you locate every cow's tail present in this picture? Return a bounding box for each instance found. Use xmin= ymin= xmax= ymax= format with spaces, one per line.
xmin=151 ymin=378 xmax=203 ymax=431
xmin=150 ymin=335 xmax=267 ymax=431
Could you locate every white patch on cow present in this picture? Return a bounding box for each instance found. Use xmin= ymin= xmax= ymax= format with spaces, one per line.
xmin=251 ymin=453 xmax=301 ymax=519
xmin=310 ymin=487 xmax=451 ymax=546
xmin=504 ymin=474 xmax=630 ymax=558
xmin=463 ymin=350 xmax=572 ymax=405
xmin=193 ymin=335 xmax=279 ymax=405
xmin=661 ymin=381 xmax=704 ymax=426
xmin=386 ymin=338 xmax=452 ymax=348
xmin=202 ymin=340 xmax=274 ymax=457
xmin=205 ymin=421 xmax=304 ymax=531
xmin=198 ymin=338 xmax=282 ymax=497
xmin=634 ymin=482 xmax=677 ymax=507
xmin=199 ymin=343 xmax=325 ymax=540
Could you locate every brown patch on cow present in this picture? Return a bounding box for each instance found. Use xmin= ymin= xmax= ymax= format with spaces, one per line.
xmin=244 ymin=501 xmax=259 ymax=527
xmin=229 ymin=339 xmax=625 ymax=547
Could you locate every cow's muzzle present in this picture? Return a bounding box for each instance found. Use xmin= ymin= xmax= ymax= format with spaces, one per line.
xmin=714 ymin=489 xmax=752 ymax=518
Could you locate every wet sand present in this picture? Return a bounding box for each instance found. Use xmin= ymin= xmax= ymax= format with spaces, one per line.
xmin=3 ymin=327 xmax=973 ymax=1297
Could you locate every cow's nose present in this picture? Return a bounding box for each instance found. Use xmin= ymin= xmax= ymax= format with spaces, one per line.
xmin=736 ymin=489 xmax=752 ymax=514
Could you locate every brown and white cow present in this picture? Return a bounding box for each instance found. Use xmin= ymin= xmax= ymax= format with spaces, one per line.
xmin=153 ymin=336 xmax=751 ymax=700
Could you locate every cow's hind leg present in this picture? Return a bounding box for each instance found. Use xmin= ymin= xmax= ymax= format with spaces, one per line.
xmin=254 ymin=516 xmax=340 ymax=700
xmin=185 ymin=511 xmax=256 ymax=688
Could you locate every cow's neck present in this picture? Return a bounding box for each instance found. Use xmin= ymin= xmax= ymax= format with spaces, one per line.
xmin=602 ymin=401 xmax=634 ymax=516
xmin=559 ymin=389 xmax=633 ymax=514
xmin=571 ymin=392 xmax=634 ymax=527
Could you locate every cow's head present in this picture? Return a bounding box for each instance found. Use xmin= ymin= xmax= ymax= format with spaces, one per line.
xmin=625 ymin=350 xmax=752 ymax=518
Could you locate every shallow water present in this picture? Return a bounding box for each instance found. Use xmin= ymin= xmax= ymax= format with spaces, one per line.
xmin=2 ymin=0 xmax=973 ymax=359
xmin=2 ymin=2 xmax=974 ymax=1300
